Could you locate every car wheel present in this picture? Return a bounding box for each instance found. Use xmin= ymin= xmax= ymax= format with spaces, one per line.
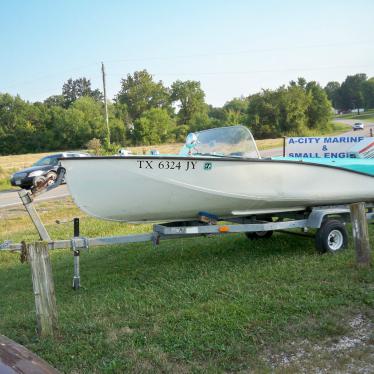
xmin=46 ymin=171 xmax=57 ymax=186
xmin=315 ymin=219 xmax=348 ymax=253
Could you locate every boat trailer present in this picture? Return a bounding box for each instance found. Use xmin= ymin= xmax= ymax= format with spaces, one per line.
xmin=1 ymin=172 xmax=373 ymax=289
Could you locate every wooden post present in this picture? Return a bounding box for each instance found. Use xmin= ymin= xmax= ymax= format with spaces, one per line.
xmin=350 ymin=202 xmax=371 ymax=267
xmin=27 ymin=242 xmax=58 ymax=337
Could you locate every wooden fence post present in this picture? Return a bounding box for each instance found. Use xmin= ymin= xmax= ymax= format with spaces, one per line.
xmin=350 ymin=202 xmax=371 ymax=267
xmin=27 ymin=242 xmax=58 ymax=337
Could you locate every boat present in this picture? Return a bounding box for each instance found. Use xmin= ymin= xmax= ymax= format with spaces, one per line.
xmin=60 ymin=126 xmax=374 ymax=223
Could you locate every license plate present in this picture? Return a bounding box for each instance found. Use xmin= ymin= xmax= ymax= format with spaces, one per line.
xmin=15 ymin=180 xmax=21 ymax=185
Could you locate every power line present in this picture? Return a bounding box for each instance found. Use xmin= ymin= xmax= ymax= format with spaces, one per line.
xmin=106 ymin=63 xmax=374 ymax=78
xmin=3 ymin=39 xmax=373 ymax=91
xmin=2 ymin=41 xmax=373 ymax=90
xmin=3 ymin=62 xmax=100 ymax=90
xmin=105 ymin=40 xmax=374 ymax=64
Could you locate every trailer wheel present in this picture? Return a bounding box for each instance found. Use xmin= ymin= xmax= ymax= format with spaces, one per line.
xmin=46 ymin=171 xmax=57 ymax=186
xmin=245 ymin=230 xmax=273 ymax=240
xmin=315 ymin=220 xmax=348 ymax=253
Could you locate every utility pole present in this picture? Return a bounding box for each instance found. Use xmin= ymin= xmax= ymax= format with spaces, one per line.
xmin=101 ymin=62 xmax=110 ymax=145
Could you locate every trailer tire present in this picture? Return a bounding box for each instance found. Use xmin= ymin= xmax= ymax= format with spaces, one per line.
xmin=315 ymin=219 xmax=348 ymax=253
xmin=245 ymin=230 xmax=273 ymax=240
xmin=46 ymin=171 xmax=57 ymax=186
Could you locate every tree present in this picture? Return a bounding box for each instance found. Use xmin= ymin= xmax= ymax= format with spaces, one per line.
xmin=339 ymin=74 xmax=367 ymax=111
xmin=207 ymin=98 xmax=248 ymax=127
xmin=70 ymin=96 xmax=106 ymax=140
xmin=105 ymin=103 xmax=126 ymax=145
xmin=116 ymin=70 xmax=171 ymax=123
xmin=44 ymin=95 xmax=66 ymax=107
xmin=278 ymin=84 xmax=310 ymax=134
xmin=132 ymin=108 xmax=176 ymax=145
xmin=223 ymin=97 xmax=248 ymax=113
xmin=324 ymin=81 xmax=341 ymax=109
xmin=245 ymin=83 xmax=313 ymax=138
xmin=305 ymin=81 xmax=332 ymax=129
xmin=0 ymin=71 xmax=372 ymax=155
xmin=223 ymin=97 xmax=248 ymax=125
xmin=62 ymin=77 xmax=103 ymax=107
xmin=51 ymin=106 xmax=88 ymax=149
xmin=289 ymin=77 xmax=307 ymax=89
xmin=362 ymin=77 xmax=374 ymax=109
xmin=187 ymin=111 xmax=212 ymax=132
xmin=0 ymin=94 xmax=40 ymax=154
xmin=171 ymin=80 xmax=207 ymax=125
xmin=246 ymin=90 xmax=282 ymax=138
xmin=207 ymin=105 xmax=226 ymax=123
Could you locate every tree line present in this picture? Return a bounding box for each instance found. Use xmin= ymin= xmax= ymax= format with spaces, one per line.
xmin=0 ymin=71 xmax=373 ymax=155
xmin=324 ymin=73 xmax=374 ymax=112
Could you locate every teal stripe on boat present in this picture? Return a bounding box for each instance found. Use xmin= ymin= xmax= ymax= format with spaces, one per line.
xmin=273 ymin=157 xmax=374 ymax=176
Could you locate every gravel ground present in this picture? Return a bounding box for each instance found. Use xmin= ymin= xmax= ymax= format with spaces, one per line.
xmin=266 ymin=314 xmax=374 ymax=373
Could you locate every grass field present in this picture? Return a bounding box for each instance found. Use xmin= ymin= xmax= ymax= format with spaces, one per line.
xmin=0 ymin=198 xmax=373 ymax=373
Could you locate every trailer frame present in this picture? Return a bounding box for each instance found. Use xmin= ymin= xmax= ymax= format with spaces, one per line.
xmin=0 ymin=182 xmax=373 ymax=288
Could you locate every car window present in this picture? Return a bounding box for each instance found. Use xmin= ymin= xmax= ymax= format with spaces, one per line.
xmin=63 ymin=153 xmax=83 ymax=157
xmin=33 ymin=156 xmax=59 ymax=167
xmin=49 ymin=157 xmax=60 ymax=165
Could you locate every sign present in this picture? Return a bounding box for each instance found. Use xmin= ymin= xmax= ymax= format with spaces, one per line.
xmin=285 ymin=136 xmax=374 ymax=159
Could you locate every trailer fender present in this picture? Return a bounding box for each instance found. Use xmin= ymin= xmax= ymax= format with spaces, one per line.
xmin=306 ymin=207 xmax=350 ymax=228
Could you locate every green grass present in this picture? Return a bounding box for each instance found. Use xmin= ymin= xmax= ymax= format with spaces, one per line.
xmin=0 ymin=178 xmax=14 ymax=191
xmin=0 ymin=198 xmax=373 ymax=372
xmin=325 ymin=121 xmax=352 ymax=134
xmin=256 ymin=121 xmax=351 ymax=143
xmin=0 ymin=165 xmax=17 ymax=192
xmin=305 ymin=121 xmax=351 ymax=137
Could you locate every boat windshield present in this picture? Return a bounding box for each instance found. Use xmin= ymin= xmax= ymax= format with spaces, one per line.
xmin=180 ymin=125 xmax=260 ymax=159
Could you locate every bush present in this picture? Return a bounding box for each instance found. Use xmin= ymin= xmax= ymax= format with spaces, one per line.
xmin=86 ymin=138 xmax=102 ymax=155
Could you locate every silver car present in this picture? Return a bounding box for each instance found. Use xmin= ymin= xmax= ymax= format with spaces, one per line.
xmin=353 ymin=122 xmax=364 ymax=131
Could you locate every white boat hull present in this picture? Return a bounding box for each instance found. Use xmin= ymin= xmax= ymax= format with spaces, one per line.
xmin=61 ymin=157 xmax=374 ymax=222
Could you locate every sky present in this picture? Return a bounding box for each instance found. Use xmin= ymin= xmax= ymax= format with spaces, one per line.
xmin=1 ymin=0 xmax=374 ymax=106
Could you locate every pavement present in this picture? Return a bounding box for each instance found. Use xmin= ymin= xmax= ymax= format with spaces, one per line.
xmin=0 ymin=185 xmax=69 ymax=209
xmin=260 ymin=147 xmax=283 ymax=158
xmin=334 ymin=118 xmax=374 ymax=137
xmin=0 ymin=119 xmax=373 ymax=209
